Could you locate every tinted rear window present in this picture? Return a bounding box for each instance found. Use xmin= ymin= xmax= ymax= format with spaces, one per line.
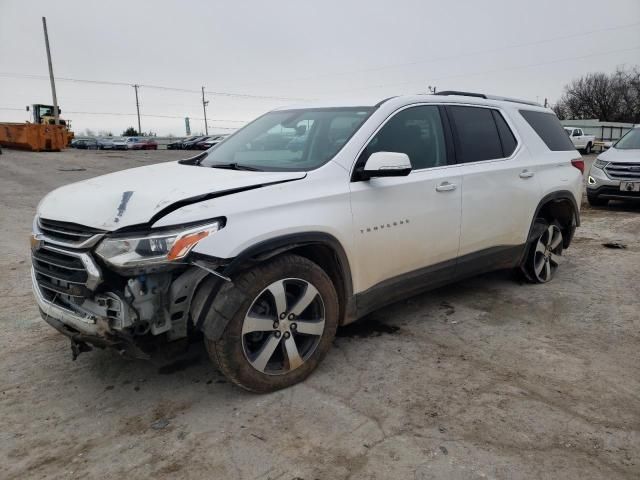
xmin=520 ymin=110 xmax=575 ymax=151
xmin=448 ymin=106 xmax=503 ymax=162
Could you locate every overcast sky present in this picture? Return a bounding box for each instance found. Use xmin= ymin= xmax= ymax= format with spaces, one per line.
xmin=1 ymin=0 xmax=638 ymax=136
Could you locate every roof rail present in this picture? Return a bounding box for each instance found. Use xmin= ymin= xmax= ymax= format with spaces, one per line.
xmin=485 ymin=95 xmax=542 ymax=107
xmin=435 ymin=90 xmax=486 ymax=99
xmin=434 ymin=91 xmax=542 ymax=107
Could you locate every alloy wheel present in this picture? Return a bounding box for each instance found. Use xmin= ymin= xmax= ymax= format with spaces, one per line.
xmin=533 ymin=224 xmax=563 ymax=282
xmin=241 ymin=278 xmax=325 ymax=375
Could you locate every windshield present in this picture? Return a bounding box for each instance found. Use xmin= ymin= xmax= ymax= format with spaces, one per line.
xmin=614 ymin=128 xmax=640 ymax=150
xmin=200 ymin=107 xmax=374 ymax=171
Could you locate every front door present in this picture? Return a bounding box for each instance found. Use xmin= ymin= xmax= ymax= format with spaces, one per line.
xmin=349 ymin=105 xmax=462 ymax=296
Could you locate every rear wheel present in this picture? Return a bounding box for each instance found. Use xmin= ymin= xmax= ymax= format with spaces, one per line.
xmin=584 ymin=143 xmax=592 ymax=154
xmin=205 ymin=254 xmax=338 ymax=393
xmin=523 ymin=220 xmax=563 ymax=283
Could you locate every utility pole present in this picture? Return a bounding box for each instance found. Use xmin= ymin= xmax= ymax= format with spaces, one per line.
xmin=42 ymin=17 xmax=59 ymax=125
xmin=201 ymin=86 xmax=209 ymax=135
xmin=133 ymin=84 xmax=142 ymax=134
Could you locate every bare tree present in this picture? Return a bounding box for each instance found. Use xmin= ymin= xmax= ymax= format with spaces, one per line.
xmin=554 ymin=66 xmax=639 ymax=123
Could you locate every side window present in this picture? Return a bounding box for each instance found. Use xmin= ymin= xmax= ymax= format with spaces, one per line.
xmin=448 ymin=106 xmax=503 ymax=163
xmin=491 ymin=110 xmax=517 ymax=157
xmin=362 ymin=105 xmax=447 ymax=170
xmin=519 ymin=110 xmax=575 ymax=151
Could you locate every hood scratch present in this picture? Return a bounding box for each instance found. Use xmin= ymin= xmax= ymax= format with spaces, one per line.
xmin=114 ymin=191 xmax=134 ymax=223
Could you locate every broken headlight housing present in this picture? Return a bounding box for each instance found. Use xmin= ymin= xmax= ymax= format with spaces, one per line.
xmin=95 ymin=220 xmax=223 ymax=268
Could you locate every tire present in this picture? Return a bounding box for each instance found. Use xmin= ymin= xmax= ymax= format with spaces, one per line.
xmin=584 ymin=143 xmax=592 ymax=154
xmin=205 ymin=254 xmax=339 ymax=393
xmin=522 ymin=219 xmax=564 ymax=284
xmin=587 ymin=194 xmax=608 ymax=207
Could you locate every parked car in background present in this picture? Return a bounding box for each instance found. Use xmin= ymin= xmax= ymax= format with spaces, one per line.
xmin=97 ymin=138 xmax=114 ymax=150
xmin=72 ymin=138 xmax=99 ymax=150
xmin=128 ymin=138 xmax=158 ymax=150
xmin=167 ymin=136 xmax=199 ymax=150
xmin=111 ymin=137 xmax=127 ymax=150
xmin=586 ymin=127 xmax=640 ymax=206
xmin=194 ymin=135 xmax=227 ymax=150
xmin=32 ymin=92 xmax=582 ymax=392
xmin=564 ymin=127 xmax=595 ymax=154
xmin=182 ymin=136 xmax=208 ymax=150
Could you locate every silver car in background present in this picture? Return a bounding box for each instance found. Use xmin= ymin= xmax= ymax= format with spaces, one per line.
xmin=111 ymin=137 xmax=128 ymax=150
xmin=97 ymin=138 xmax=114 ymax=150
xmin=587 ymin=127 xmax=640 ymax=206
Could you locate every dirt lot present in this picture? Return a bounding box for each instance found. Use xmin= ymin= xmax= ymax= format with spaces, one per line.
xmin=0 ymin=148 xmax=638 ymax=479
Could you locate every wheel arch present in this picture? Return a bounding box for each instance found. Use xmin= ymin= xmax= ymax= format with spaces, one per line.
xmin=526 ymin=190 xmax=580 ymax=249
xmin=198 ymin=232 xmax=355 ymax=329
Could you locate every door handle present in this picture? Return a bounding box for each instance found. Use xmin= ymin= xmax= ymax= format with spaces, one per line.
xmin=436 ymin=182 xmax=457 ymax=192
xmin=519 ymin=170 xmax=535 ymax=179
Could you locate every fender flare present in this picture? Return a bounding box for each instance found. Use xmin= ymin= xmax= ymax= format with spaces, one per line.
xmin=223 ymin=231 xmax=352 ymax=290
xmin=192 ymin=232 xmax=355 ymax=340
xmin=522 ymin=190 xmax=580 ymax=257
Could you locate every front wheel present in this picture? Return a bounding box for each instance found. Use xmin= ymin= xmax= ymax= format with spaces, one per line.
xmin=205 ymin=254 xmax=339 ymax=393
xmin=522 ymin=220 xmax=563 ymax=283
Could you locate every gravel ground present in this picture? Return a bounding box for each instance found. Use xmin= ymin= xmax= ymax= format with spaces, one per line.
xmin=0 ymin=148 xmax=638 ymax=480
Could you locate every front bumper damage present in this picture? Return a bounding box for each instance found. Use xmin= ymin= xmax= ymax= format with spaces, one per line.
xmin=31 ymin=249 xmax=211 ymax=359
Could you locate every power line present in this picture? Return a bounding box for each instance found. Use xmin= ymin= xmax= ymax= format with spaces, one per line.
xmin=0 ymin=72 xmax=310 ymax=101
xmin=231 ymin=21 xmax=640 ymax=88
xmin=323 ymin=45 xmax=640 ymax=95
xmin=0 ymin=106 xmax=246 ymax=128
xmin=0 ymin=106 xmax=248 ymax=123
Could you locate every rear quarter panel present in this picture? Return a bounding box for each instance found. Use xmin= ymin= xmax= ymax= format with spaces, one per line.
xmin=511 ymin=108 xmax=583 ymax=215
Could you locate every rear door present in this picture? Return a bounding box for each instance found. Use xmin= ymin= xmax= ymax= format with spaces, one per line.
xmin=446 ymin=105 xmax=542 ymax=269
xmin=349 ymin=104 xmax=462 ymax=294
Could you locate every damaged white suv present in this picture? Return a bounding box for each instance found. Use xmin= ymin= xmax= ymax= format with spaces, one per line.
xmin=31 ymin=92 xmax=583 ymax=392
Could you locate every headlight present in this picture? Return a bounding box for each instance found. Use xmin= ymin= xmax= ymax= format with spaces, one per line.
xmin=95 ymin=220 xmax=223 ymax=268
xmin=593 ymin=159 xmax=608 ymax=169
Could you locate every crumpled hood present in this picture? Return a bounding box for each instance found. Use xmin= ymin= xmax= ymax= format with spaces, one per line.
xmin=600 ymin=147 xmax=640 ymax=163
xmin=38 ymin=161 xmax=306 ymax=230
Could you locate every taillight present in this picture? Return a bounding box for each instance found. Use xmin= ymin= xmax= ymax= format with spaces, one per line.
xmin=571 ymin=158 xmax=585 ymax=174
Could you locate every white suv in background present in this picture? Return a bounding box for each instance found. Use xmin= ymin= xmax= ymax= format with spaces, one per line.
xmin=31 ymin=92 xmax=583 ymax=392
xmin=587 ymin=127 xmax=640 ymax=206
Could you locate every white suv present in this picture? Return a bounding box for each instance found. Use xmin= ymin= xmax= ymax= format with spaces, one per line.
xmin=31 ymin=92 xmax=583 ymax=392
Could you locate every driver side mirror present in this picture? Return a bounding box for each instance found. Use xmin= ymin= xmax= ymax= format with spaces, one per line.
xmin=360 ymin=151 xmax=412 ymax=180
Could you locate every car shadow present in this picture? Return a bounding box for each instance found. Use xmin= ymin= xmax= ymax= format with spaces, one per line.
xmin=78 ymin=269 xmax=517 ymax=395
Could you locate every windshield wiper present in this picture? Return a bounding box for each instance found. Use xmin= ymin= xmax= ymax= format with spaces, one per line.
xmin=210 ymin=163 xmax=263 ymax=172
